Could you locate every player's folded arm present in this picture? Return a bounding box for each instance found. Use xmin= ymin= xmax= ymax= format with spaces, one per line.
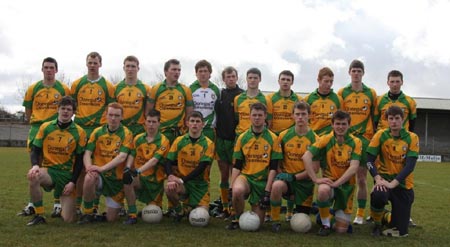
xmin=181 ymin=161 xmax=210 ymax=183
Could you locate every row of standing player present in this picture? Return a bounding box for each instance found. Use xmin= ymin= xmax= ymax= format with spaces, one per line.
xmin=20 ymin=53 xmax=417 ymax=238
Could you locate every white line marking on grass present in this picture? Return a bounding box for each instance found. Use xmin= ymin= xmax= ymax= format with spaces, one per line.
xmin=415 ymin=180 xmax=450 ymax=192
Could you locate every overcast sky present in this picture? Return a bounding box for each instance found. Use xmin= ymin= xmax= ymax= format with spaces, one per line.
xmin=1 ymin=0 xmax=449 ymax=113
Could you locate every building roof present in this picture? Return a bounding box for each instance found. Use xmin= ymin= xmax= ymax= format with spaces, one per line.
xmin=414 ymin=97 xmax=450 ymax=110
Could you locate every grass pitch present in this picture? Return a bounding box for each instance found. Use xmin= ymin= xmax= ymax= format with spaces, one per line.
xmin=0 ymin=147 xmax=448 ymax=246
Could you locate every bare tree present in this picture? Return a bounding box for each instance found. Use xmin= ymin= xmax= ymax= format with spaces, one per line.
xmin=108 ymin=74 xmax=122 ymax=85
xmin=57 ymin=73 xmax=72 ymax=87
xmin=15 ymin=76 xmax=33 ymax=103
xmin=16 ymin=73 xmax=72 ymax=103
xmin=211 ymin=73 xmax=246 ymax=89
xmin=148 ymin=72 xmax=166 ymax=86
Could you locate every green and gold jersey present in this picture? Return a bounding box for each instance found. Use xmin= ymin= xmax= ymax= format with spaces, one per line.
xmin=278 ymin=127 xmax=319 ymax=174
xmin=115 ymin=80 xmax=151 ymax=127
xmin=367 ymin=128 xmax=419 ymax=189
xmin=374 ymin=92 xmax=417 ymax=131
xmin=234 ymin=91 xmax=272 ymax=134
xmin=86 ymin=124 xmax=133 ymax=180
xmin=70 ymin=76 xmax=115 ymax=128
xmin=266 ymin=91 xmax=302 ymax=134
xmin=338 ymin=84 xmax=377 ymax=140
xmin=233 ymin=127 xmax=282 ymax=180
xmin=33 ymin=120 xmax=86 ymax=171
xmin=309 ymin=131 xmax=362 ymax=184
xmin=148 ymin=81 xmax=193 ymax=132
xmin=131 ymin=132 xmax=170 ymax=182
xmin=304 ymin=89 xmax=343 ymax=136
xmin=167 ymin=134 xmax=214 ymax=182
xmin=22 ymin=80 xmax=70 ymax=125
xmin=190 ymin=80 xmax=220 ymax=129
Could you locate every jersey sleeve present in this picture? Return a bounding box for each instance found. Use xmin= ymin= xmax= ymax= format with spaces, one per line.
xmin=119 ymin=128 xmax=134 ymax=153
xmin=265 ymin=94 xmax=273 ymax=121
xmin=22 ymin=83 xmax=37 ymax=108
xmin=264 ymin=95 xmax=273 ymax=121
xmin=32 ymin=122 xmax=50 ymax=148
xmin=76 ymin=127 xmax=87 ymax=154
xmin=153 ymin=135 xmax=170 ymax=161
xmin=106 ymin=80 xmax=116 ymax=104
xmin=200 ymin=140 xmax=215 ymax=163
xmin=309 ymin=135 xmax=327 ymax=159
xmin=337 ymin=94 xmax=344 ymax=110
xmin=70 ymin=78 xmax=82 ymax=100
xmin=234 ymin=95 xmax=239 ymax=122
xmin=85 ymin=128 xmax=100 ymax=152
xmin=351 ymin=136 xmax=362 ymax=160
xmin=148 ymin=83 xmax=159 ymax=104
xmin=129 ymin=135 xmax=140 ymax=158
xmin=373 ymin=95 xmax=382 ymax=123
xmin=145 ymin=84 xmax=152 ymax=104
xmin=270 ymin=135 xmax=283 ymax=160
xmin=166 ymin=137 xmax=180 ymax=161
xmin=370 ymin=88 xmax=377 ymax=115
xmin=409 ymin=97 xmax=417 ymax=120
xmin=183 ymin=84 xmax=194 ymax=107
xmin=232 ymin=133 xmax=244 ymax=161
xmin=407 ymin=133 xmax=420 ymax=158
xmin=367 ymin=131 xmax=382 ymax=156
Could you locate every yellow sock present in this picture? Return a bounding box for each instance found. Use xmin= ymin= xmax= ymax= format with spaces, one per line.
xmin=371 ymin=210 xmax=384 ymax=225
xmin=319 ymin=207 xmax=331 ymax=220
xmin=356 ymin=208 xmax=365 ymax=218
xmin=270 ymin=200 xmax=282 ymax=222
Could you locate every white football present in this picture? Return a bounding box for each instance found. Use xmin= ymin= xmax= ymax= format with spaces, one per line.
xmin=290 ymin=213 xmax=312 ymax=233
xmin=239 ymin=211 xmax=260 ymax=231
xmin=189 ymin=207 xmax=210 ymax=227
xmin=141 ymin=204 xmax=163 ymax=223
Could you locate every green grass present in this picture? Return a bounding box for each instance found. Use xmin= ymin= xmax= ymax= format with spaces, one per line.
xmin=0 ymin=147 xmax=448 ymax=246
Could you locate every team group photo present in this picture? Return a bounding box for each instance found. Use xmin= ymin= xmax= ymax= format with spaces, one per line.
xmin=2 ymin=1 xmax=449 ymax=246
xmin=19 ymin=53 xmax=419 ymax=238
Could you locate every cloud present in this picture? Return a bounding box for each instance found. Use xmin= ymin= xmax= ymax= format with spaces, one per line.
xmin=355 ymin=0 xmax=450 ymax=65
xmin=0 ymin=0 xmax=449 ymax=113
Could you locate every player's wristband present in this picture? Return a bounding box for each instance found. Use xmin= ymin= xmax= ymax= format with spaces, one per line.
xmin=136 ymin=168 xmax=141 ymax=174
xmin=179 ymin=178 xmax=184 ymax=184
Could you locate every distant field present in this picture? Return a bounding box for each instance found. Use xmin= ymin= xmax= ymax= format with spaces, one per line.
xmin=0 ymin=147 xmax=448 ymax=247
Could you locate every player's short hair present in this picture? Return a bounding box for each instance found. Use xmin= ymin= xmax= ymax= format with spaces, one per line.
xmin=293 ymin=100 xmax=310 ymax=114
xmin=387 ymin=70 xmax=403 ymax=81
xmin=318 ymin=67 xmax=334 ymax=80
xmin=124 ymin=55 xmax=139 ymax=66
xmin=146 ymin=109 xmax=161 ymax=121
xmin=278 ymin=70 xmax=294 ymax=81
xmin=385 ymin=105 xmax=404 ymax=119
xmin=42 ymin=57 xmax=58 ymax=71
xmin=188 ymin=111 xmax=204 ymax=121
xmin=246 ymin=68 xmax=261 ymax=79
xmin=86 ymin=51 xmax=102 ymax=63
xmin=250 ymin=102 xmax=267 ymax=114
xmin=348 ymin=59 xmax=364 ymax=72
xmin=332 ymin=110 xmax=351 ymax=124
xmin=107 ymin=102 xmax=124 ymax=115
xmin=195 ymin=59 xmax=212 ymax=73
xmin=221 ymin=66 xmax=238 ymax=79
xmin=164 ymin=59 xmax=180 ymax=71
xmin=59 ymin=96 xmax=76 ymax=112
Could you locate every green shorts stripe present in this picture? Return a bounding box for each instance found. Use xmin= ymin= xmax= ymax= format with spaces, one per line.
xmin=184 ymin=180 xmax=210 ymax=207
xmin=137 ymin=175 xmax=164 ymax=206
